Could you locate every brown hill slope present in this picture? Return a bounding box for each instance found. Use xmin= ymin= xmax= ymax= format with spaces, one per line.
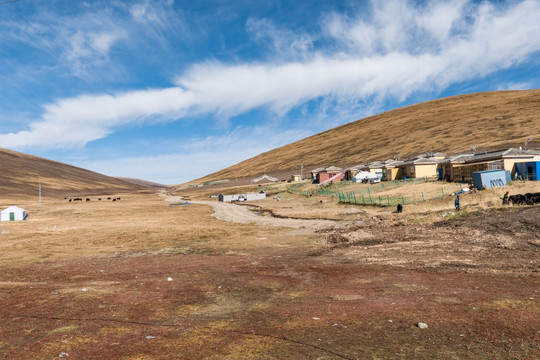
xmin=197 ymin=89 xmax=540 ymax=183
xmin=0 ymin=148 xmax=145 ymax=198
xmin=115 ymin=177 xmax=168 ymax=189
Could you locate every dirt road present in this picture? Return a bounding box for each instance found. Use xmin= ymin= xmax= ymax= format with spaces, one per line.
xmin=193 ymin=200 xmax=336 ymax=231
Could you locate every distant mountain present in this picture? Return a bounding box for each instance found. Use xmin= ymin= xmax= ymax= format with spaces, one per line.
xmin=195 ymin=89 xmax=540 ymax=183
xmin=0 ymin=148 xmax=146 ymax=198
xmin=115 ymin=177 xmax=168 ymax=189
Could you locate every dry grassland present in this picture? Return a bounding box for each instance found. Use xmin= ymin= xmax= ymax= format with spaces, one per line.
xmin=1 ymin=182 xmax=539 ymax=359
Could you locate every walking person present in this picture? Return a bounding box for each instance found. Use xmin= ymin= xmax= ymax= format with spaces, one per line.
xmin=454 ymin=195 xmax=460 ymax=211
xmin=502 ymin=191 xmax=509 ymax=206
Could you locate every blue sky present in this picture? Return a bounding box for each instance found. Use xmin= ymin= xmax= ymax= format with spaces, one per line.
xmin=1 ymin=0 xmax=540 ymax=184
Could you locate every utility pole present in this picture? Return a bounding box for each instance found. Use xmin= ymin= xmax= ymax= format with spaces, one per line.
xmin=300 ymin=163 xmax=303 ymax=182
xmin=39 ymin=182 xmax=42 ymax=207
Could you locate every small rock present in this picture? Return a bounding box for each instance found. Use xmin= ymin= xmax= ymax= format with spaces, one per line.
xmin=145 ymin=336 xmax=156 ymax=339
xmin=81 ymin=288 xmax=88 ymax=292
xmin=1 ymin=230 xmax=9 ymax=234
xmin=312 ymin=317 xmax=320 ymax=320
xmin=167 ymin=277 xmax=173 ymax=282
xmin=59 ymin=352 xmax=69 ymax=357
xmin=417 ymin=322 xmax=428 ymax=329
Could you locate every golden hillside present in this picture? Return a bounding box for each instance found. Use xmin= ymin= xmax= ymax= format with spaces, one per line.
xmin=0 ymin=148 xmax=146 ymax=198
xmin=198 ymin=89 xmax=540 ymax=182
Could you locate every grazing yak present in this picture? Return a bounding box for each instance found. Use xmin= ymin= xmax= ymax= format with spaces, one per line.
xmin=509 ymin=192 xmax=540 ymax=205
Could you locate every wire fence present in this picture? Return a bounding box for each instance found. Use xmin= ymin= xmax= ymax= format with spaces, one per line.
xmin=286 ymin=183 xmax=312 ymax=197
xmin=288 ymin=179 xmax=464 ymax=207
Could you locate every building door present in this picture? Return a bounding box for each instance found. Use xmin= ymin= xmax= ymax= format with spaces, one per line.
xmin=9 ymin=212 xmax=15 ymax=221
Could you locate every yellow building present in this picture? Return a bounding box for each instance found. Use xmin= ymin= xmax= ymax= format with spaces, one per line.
xmin=442 ymin=148 xmax=540 ymax=182
xmin=381 ymin=160 xmax=404 ymax=181
xmin=398 ymin=158 xmax=441 ymax=179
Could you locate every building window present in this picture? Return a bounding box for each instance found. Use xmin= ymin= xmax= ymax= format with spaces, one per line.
xmin=410 ymin=165 xmax=414 ymax=174
xmin=488 ymin=161 xmax=504 ymax=170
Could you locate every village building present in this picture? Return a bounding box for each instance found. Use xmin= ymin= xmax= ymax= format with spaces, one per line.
xmin=514 ymin=161 xmax=540 ymax=180
xmin=309 ymin=167 xmax=326 ymax=182
xmin=218 ymin=191 xmax=266 ymax=202
xmin=359 ymin=161 xmax=384 ymax=179
xmin=344 ymin=164 xmax=364 ymax=181
xmin=1 ymin=206 xmax=26 ymax=221
xmin=290 ymin=174 xmax=302 ymax=182
xmin=441 ymin=148 xmax=540 ymax=182
xmin=398 ymin=157 xmax=442 ymax=179
xmin=381 ymin=160 xmax=404 ymax=181
xmin=315 ymin=166 xmax=343 ymax=184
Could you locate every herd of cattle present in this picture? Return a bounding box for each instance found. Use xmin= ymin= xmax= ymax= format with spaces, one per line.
xmin=508 ymin=192 xmax=540 ymax=205
xmin=67 ymin=197 xmax=121 ymax=202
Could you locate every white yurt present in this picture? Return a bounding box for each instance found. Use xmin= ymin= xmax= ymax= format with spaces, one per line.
xmin=1 ymin=206 xmax=27 ymax=221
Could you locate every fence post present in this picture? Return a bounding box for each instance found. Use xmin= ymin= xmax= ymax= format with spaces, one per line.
xmin=367 ymin=188 xmax=371 ymax=195
xmin=442 ymin=187 xmax=445 ymax=197
xmin=387 ymin=195 xmax=390 ymax=206
xmin=379 ymin=195 xmax=381 ymax=205
xmin=369 ymin=194 xmax=373 ymax=204
xmin=362 ymin=194 xmax=365 ymax=204
xmin=381 ymin=183 xmax=385 ymax=191
xmin=422 ymin=192 xmax=425 ymax=201
xmin=402 ymin=196 xmax=405 ymax=204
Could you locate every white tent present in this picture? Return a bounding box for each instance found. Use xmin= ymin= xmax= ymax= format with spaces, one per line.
xmin=1 ymin=206 xmax=26 ymax=221
xmin=252 ymin=174 xmax=279 ymax=183
xmin=352 ymin=171 xmax=380 ymax=183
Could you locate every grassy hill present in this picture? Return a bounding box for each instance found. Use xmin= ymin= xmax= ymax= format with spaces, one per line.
xmin=0 ymin=148 xmax=146 ymax=198
xmin=196 ymin=89 xmax=540 ymax=183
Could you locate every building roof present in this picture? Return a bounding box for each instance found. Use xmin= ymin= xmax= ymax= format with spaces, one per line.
xmin=381 ymin=160 xmax=404 ymax=168
xmin=400 ymin=157 xmax=442 ymax=166
xmin=447 ymin=148 xmax=539 ymax=164
xmin=310 ymin=167 xmax=326 ymax=173
xmin=1 ymin=206 xmax=25 ymax=213
xmin=324 ymin=166 xmax=342 ymax=172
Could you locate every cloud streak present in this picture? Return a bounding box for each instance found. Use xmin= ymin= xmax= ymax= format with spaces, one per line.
xmin=2 ymin=0 xmax=540 ymax=150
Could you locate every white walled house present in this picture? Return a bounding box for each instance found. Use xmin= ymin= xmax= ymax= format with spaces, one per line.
xmin=1 ymin=206 xmax=27 ymax=221
xmin=218 ymin=191 xmax=266 ymax=202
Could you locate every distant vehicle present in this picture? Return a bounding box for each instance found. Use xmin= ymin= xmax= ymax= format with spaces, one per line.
xmin=370 ymin=177 xmax=381 ymax=184
xmin=210 ymin=194 xmax=219 ymax=198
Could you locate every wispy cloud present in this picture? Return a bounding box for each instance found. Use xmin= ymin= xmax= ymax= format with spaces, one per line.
xmin=2 ymin=0 xmax=540 ymax=150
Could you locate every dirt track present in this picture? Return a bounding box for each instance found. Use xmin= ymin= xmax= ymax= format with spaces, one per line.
xmin=193 ymin=200 xmax=337 ymax=231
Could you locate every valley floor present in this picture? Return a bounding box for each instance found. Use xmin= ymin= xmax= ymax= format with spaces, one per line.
xmin=0 ymin=187 xmax=539 ymax=359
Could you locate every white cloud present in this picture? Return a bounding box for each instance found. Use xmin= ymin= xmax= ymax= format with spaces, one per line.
xmin=2 ymin=0 xmax=540 ymax=150
xmin=246 ymin=17 xmax=314 ymax=59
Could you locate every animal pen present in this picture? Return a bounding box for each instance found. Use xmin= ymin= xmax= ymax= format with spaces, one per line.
xmin=288 ymin=178 xmax=464 ymax=206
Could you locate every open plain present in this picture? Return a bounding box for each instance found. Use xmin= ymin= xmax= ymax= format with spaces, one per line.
xmin=1 ymin=180 xmax=539 ymax=359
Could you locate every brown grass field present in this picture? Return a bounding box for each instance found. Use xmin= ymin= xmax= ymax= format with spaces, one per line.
xmin=1 ymin=178 xmax=539 ymax=359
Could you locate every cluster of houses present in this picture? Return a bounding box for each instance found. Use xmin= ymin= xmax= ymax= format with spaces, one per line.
xmin=308 ymin=148 xmax=540 ymax=185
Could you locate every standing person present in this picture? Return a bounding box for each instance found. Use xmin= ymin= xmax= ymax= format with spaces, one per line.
xmin=502 ymin=191 xmax=509 ymax=205
xmin=454 ymin=195 xmax=460 ymax=211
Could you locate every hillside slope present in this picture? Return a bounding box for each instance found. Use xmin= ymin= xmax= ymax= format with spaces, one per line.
xmin=197 ymin=89 xmax=540 ymax=182
xmin=0 ymin=148 xmax=145 ymax=198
